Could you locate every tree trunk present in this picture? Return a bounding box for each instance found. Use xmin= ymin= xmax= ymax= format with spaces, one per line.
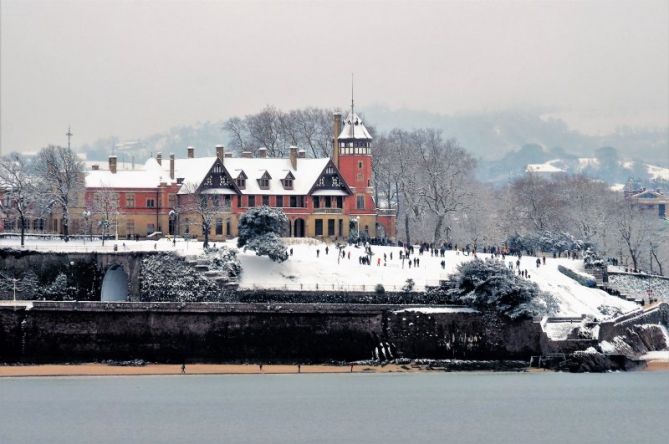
xmin=404 ymin=213 xmax=411 ymax=246
xmin=19 ymin=214 xmax=26 ymax=247
xmin=62 ymin=210 xmax=69 ymax=242
xmin=433 ymin=215 xmax=444 ymax=244
xmin=202 ymin=221 xmax=209 ymax=249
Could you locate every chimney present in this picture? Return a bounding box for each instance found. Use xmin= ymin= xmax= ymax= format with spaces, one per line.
xmin=156 ymin=152 xmax=162 ymax=165
xmin=216 ymin=145 xmax=225 ymax=162
xmin=241 ymin=151 xmax=252 ymax=158
xmin=169 ymin=154 xmax=175 ymax=180
xmin=298 ymin=149 xmax=306 ymax=158
xmin=92 ymin=164 xmax=99 ymax=171
xmin=289 ymin=146 xmax=298 ymax=169
xmin=224 ymin=152 xmax=232 ymax=158
xmin=109 ymin=155 xmax=117 ymax=174
xmin=187 ymin=146 xmax=195 ymax=158
xmin=258 ymin=147 xmax=268 ymax=158
xmin=332 ymin=112 xmax=342 ymax=167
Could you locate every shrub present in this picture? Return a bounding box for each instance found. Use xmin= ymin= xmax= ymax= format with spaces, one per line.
xmin=375 ymin=283 xmax=385 ymax=294
xmin=557 ymin=265 xmax=597 ymax=288
xmin=402 ymin=278 xmax=415 ymax=292
xmin=445 ymin=258 xmax=559 ymax=320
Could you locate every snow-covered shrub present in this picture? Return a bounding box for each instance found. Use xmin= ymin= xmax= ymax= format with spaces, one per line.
xmin=557 ymin=265 xmax=597 ymax=288
xmin=43 ymin=272 xmax=76 ymax=301
xmin=375 ymin=283 xmax=385 ymax=294
xmin=237 ymin=206 xmax=289 ymax=263
xmin=445 ymin=258 xmax=559 ymax=320
xmin=507 ymin=231 xmax=592 ymax=255
xmin=402 ymin=278 xmax=415 ymax=292
xmin=583 ymin=248 xmax=605 ymax=269
xmin=206 ymin=246 xmax=242 ymax=278
xmin=140 ymin=253 xmax=220 ymax=302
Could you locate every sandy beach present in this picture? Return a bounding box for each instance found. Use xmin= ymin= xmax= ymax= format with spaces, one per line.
xmin=0 ymin=363 xmax=415 ymax=378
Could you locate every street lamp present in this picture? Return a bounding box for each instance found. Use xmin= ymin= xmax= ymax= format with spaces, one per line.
xmin=81 ymin=210 xmax=91 ymax=243
xmin=169 ymin=209 xmax=179 ymax=246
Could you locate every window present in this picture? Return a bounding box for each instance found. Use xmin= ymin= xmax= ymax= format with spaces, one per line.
xmin=212 ymin=196 xmax=220 ymax=207
xmin=215 ymin=218 xmax=223 ymax=235
xmin=356 ymin=195 xmax=365 ymax=209
xmin=224 ymin=195 xmax=231 ymax=209
xmin=327 ymin=219 xmax=335 ymax=236
xmin=248 ymin=195 xmax=256 ymax=207
xmin=126 ymin=220 xmax=135 ymax=235
xmin=290 ymin=195 xmax=304 ymax=207
xmin=236 ymin=178 xmax=246 ymax=189
xmin=276 ymin=196 xmax=283 ymax=207
xmin=282 ymin=178 xmax=293 ymax=189
xmin=237 ymin=196 xmax=242 ymax=208
xmin=168 ymin=194 xmax=176 ymax=209
xmin=313 ymin=196 xmax=320 ymax=208
xmin=184 ymin=218 xmax=190 ymax=234
xmin=325 ymin=196 xmax=332 ymax=208
xmin=226 ymin=219 xmax=231 ymax=235
xmin=290 ymin=196 xmax=297 ymax=207
xmin=358 ymin=161 xmax=363 ymax=169
xmin=146 ymin=199 xmax=155 ymax=208
xmin=315 ymin=219 xmax=323 ymax=236
xmin=126 ymin=194 xmax=135 ymax=208
xmin=336 ymin=196 xmax=343 ymax=208
xmin=258 ymin=178 xmax=270 ymax=189
xmin=262 ymin=195 xmax=269 ymax=206
xmin=338 ymin=219 xmax=343 ymax=236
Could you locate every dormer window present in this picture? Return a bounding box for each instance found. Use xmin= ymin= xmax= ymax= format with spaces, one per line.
xmin=257 ymin=171 xmax=272 ymax=190
xmin=281 ymin=171 xmax=295 ymax=190
xmin=235 ymin=171 xmax=247 ymax=189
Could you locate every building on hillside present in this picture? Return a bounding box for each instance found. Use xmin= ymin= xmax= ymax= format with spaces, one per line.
xmin=0 ymin=106 xmax=397 ymax=241
xmin=624 ymin=185 xmax=668 ymax=219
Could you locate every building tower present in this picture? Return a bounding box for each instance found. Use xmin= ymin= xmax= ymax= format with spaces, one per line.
xmin=333 ymin=96 xmax=377 ymax=237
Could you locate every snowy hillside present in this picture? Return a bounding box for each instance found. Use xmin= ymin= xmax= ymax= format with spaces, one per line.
xmin=231 ymin=240 xmax=638 ymax=318
xmin=0 ymin=237 xmax=639 ymax=318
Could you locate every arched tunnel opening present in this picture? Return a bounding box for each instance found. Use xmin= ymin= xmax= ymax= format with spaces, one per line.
xmin=101 ymin=264 xmax=129 ymax=302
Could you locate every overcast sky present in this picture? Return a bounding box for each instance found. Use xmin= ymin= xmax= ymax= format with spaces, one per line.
xmin=1 ymin=0 xmax=667 ymax=153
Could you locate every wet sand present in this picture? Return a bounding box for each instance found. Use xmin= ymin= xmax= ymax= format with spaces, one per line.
xmin=0 ymin=363 xmax=414 ymax=378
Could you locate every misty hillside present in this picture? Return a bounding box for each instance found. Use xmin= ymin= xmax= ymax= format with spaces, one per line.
xmin=77 ymin=106 xmax=668 ymax=185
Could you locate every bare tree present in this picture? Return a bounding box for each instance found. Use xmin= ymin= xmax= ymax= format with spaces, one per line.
xmin=0 ymin=153 xmax=38 ymax=246
xmin=178 ymin=184 xmax=228 ymax=249
xmin=34 ymin=145 xmax=85 ymax=242
xmin=614 ymin=200 xmax=653 ymax=272
xmin=413 ymin=130 xmax=476 ymax=243
xmin=91 ymin=184 xmax=119 ymax=246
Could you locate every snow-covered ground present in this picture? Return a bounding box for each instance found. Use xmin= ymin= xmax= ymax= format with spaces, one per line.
xmin=0 ymin=237 xmax=639 ymax=318
xmin=0 ymin=236 xmax=205 ymax=255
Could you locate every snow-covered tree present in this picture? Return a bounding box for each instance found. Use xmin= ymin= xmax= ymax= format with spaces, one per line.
xmin=0 ymin=153 xmax=38 ymax=246
xmin=444 ymin=258 xmax=559 ymax=320
xmin=91 ymin=184 xmax=119 ymax=245
xmin=237 ymin=206 xmax=289 ymax=262
xmin=33 ymin=145 xmax=85 ymax=242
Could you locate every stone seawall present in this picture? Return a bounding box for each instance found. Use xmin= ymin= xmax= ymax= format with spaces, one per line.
xmin=0 ymin=302 xmax=544 ymax=363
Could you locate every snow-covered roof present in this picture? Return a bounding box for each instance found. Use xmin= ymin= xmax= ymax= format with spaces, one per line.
xmin=526 ymin=160 xmax=566 ymax=174
xmin=338 ymin=112 xmax=372 ymax=140
xmin=172 ymin=156 xmax=333 ymax=195
xmin=632 ymin=190 xmax=663 ymax=199
xmin=647 ymin=164 xmax=669 ymax=181
xmin=85 ymin=158 xmax=174 ymax=188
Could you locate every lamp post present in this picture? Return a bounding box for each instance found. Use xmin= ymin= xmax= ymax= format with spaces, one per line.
xmin=169 ymin=209 xmax=179 ymax=247
xmin=81 ymin=210 xmax=91 ymax=243
xmin=114 ymin=210 xmax=119 ymax=241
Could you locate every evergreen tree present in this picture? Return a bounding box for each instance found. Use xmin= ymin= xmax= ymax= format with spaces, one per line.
xmin=237 ymin=206 xmax=289 ymax=263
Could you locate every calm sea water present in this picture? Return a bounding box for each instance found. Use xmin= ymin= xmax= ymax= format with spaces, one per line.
xmin=1 ymin=372 xmax=668 ymax=444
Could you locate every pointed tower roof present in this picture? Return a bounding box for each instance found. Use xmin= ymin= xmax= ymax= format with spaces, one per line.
xmin=338 ymin=112 xmax=372 ymax=140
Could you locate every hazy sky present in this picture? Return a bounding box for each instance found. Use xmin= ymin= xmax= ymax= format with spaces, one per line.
xmin=1 ymin=0 xmax=667 ymax=153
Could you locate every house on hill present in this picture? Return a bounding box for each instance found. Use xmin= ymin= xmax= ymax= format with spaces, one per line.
xmin=81 ymin=106 xmax=397 ymax=241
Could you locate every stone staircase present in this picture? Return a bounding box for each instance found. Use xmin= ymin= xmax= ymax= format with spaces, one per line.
xmin=184 ymin=256 xmax=238 ymax=290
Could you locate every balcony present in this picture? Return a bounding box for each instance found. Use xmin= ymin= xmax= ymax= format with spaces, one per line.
xmin=313 ymin=207 xmax=343 ymax=214
xmin=376 ymin=208 xmax=397 ymax=216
